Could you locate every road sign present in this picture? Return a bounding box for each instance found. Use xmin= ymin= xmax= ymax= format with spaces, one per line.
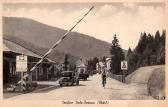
xmin=16 ymin=55 xmax=27 ymax=72
xmin=121 ymin=61 xmax=127 ymax=70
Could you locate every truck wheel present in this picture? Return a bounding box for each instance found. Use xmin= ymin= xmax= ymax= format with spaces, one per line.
xmin=68 ymin=83 xmax=72 ymax=86
xmin=12 ymin=88 xmax=16 ymax=92
xmin=76 ymin=80 xmax=79 ymax=85
xmin=71 ymin=82 xmax=74 ymax=86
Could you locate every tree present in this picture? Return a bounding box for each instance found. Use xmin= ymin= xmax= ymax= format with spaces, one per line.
xmin=126 ymin=30 xmax=165 ymax=75
xmin=92 ymin=57 xmax=99 ymax=70
xmin=147 ymin=33 xmax=155 ymax=49
xmin=110 ymin=34 xmax=125 ymax=74
xmin=155 ymin=30 xmax=161 ymax=43
xmin=102 ymin=56 xmax=107 ymax=62
xmin=63 ymin=54 xmax=69 ymax=71
xmin=127 ymin=52 xmax=139 ymax=73
xmin=69 ymin=64 xmax=76 ymax=71
xmin=136 ymin=32 xmax=148 ymax=54
xmin=156 ymin=30 xmax=166 ymax=64
xmin=126 ymin=47 xmax=132 ymax=57
xmin=161 ymin=30 xmax=165 ymax=46
xmin=87 ymin=59 xmax=93 ymax=71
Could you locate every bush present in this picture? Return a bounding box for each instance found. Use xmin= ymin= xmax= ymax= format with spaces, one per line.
xmin=147 ymin=68 xmax=165 ymax=100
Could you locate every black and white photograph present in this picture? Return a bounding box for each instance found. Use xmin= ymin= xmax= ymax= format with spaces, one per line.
xmin=1 ymin=0 xmax=166 ymax=102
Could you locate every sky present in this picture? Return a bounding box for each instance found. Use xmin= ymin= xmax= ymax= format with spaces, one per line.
xmin=3 ymin=2 xmax=166 ymax=50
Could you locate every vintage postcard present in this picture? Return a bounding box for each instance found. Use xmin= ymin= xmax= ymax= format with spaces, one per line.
xmin=0 ymin=0 xmax=167 ymax=107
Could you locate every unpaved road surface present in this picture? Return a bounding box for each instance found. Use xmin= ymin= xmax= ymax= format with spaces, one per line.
xmin=6 ymin=65 xmax=164 ymax=100
xmin=126 ymin=65 xmax=164 ymax=84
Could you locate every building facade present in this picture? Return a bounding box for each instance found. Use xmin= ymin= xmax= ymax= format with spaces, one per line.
xmin=3 ymin=39 xmax=60 ymax=85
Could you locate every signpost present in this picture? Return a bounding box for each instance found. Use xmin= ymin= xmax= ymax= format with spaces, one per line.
xmin=16 ymin=55 xmax=27 ymax=72
xmin=16 ymin=55 xmax=27 ymax=91
xmin=121 ymin=61 xmax=128 ymax=83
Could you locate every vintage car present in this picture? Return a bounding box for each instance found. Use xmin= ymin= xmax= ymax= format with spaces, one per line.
xmin=58 ymin=71 xmax=79 ymax=86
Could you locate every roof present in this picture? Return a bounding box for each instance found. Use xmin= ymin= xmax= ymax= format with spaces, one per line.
xmin=76 ymin=63 xmax=86 ymax=68
xmin=106 ymin=57 xmax=111 ymax=61
xmin=76 ymin=58 xmax=87 ymax=67
xmin=3 ymin=43 xmax=10 ymax=51
xmin=3 ymin=39 xmax=58 ymax=63
xmin=3 ymin=39 xmax=41 ymax=58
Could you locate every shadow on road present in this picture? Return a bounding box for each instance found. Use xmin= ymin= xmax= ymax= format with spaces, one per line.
xmin=33 ymin=85 xmax=61 ymax=93
xmin=79 ymin=79 xmax=91 ymax=81
xmin=64 ymin=84 xmax=86 ymax=87
xmin=33 ymin=84 xmax=86 ymax=93
xmin=3 ymin=92 xmax=23 ymax=99
xmin=105 ymin=87 xmax=121 ymax=90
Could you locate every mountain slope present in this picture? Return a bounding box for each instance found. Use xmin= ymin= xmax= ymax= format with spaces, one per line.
xmin=4 ymin=35 xmax=78 ymax=64
xmin=3 ymin=17 xmax=112 ymax=61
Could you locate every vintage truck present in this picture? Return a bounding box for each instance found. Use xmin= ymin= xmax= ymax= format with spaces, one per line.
xmin=78 ymin=70 xmax=89 ymax=81
xmin=58 ymin=71 xmax=79 ymax=86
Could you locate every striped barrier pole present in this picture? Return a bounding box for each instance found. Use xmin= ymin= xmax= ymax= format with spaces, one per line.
xmin=18 ymin=6 xmax=94 ymax=85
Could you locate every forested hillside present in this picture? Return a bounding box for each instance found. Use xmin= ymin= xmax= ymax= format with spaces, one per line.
xmin=126 ymin=30 xmax=165 ymax=74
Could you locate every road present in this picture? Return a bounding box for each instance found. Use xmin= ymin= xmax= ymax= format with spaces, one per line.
xmin=6 ymin=72 xmax=154 ymax=100
xmin=126 ymin=65 xmax=164 ymax=84
xmin=6 ymin=65 xmax=164 ymax=100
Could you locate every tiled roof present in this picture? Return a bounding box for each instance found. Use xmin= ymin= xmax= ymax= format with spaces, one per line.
xmin=3 ymin=39 xmax=41 ymax=58
xmin=76 ymin=58 xmax=87 ymax=67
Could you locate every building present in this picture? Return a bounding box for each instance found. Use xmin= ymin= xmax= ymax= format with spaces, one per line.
xmin=105 ymin=57 xmax=111 ymax=72
xmin=76 ymin=59 xmax=87 ymax=74
xmin=96 ymin=61 xmax=105 ymax=73
xmin=96 ymin=57 xmax=111 ymax=73
xmin=3 ymin=39 xmax=59 ymax=85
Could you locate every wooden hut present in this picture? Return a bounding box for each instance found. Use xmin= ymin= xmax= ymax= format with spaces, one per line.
xmin=76 ymin=59 xmax=87 ymax=74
